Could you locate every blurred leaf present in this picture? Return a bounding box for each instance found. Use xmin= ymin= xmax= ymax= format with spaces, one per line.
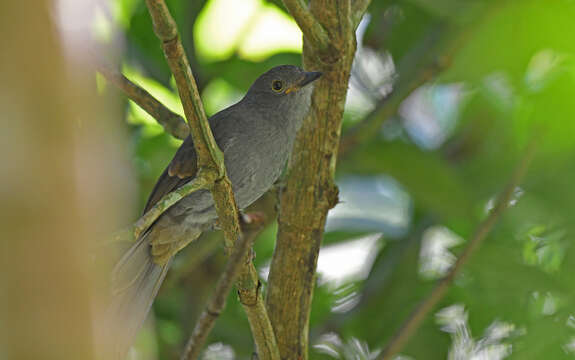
xmin=340 ymin=140 xmax=475 ymax=222
xmin=201 ymin=77 xmax=243 ymax=116
xmin=110 ymin=0 xmax=140 ymax=29
xmin=194 ymin=0 xmax=301 ymax=63
xmin=106 ymin=0 xmax=575 ymax=358
xmin=328 ymin=176 xmax=412 ymax=237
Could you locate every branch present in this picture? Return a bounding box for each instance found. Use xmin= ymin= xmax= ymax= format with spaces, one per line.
xmin=144 ymin=2 xmax=279 ymax=359
xmin=281 ymin=0 xmax=331 ymax=56
xmin=145 ymin=0 xmax=223 ymax=172
xmin=95 ymin=61 xmax=189 ymax=140
xmin=181 ymin=215 xmax=264 ymax=360
xmin=266 ymin=1 xmax=357 ymax=359
xmin=378 ymin=138 xmax=538 ymax=360
xmin=133 ymin=173 xmax=214 ymax=239
xmin=352 ymin=0 xmax=372 ymax=29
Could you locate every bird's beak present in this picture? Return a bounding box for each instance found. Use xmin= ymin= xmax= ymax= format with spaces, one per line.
xmin=299 ymin=71 xmax=323 ymax=87
xmin=285 ymin=71 xmax=322 ymax=94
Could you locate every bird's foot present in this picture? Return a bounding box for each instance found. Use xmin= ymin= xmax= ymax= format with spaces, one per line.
xmin=239 ymin=211 xmax=266 ymax=231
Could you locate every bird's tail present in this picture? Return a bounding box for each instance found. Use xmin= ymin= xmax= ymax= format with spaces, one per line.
xmin=98 ymin=232 xmax=171 ymax=360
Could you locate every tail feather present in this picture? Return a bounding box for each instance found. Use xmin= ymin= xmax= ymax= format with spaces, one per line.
xmin=102 ymin=233 xmax=171 ymax=360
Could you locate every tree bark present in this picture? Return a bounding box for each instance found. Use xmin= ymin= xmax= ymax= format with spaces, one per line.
xmin=266 ymin=1 xmax=358 ymax=358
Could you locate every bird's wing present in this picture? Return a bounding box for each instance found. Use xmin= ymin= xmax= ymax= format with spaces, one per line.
xmin=142 ymin=104 xmax=242 ymax=214
xmin=142 ymin=135 xmax=198 ymax=213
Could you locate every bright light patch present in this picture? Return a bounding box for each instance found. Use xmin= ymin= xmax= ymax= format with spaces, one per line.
xmin=201 ymin=78 xmax=243 ymax=116
xmin=419 ymin=226 xmax=463 ymax=280
xmin=92 ymin=6 xmax=112 ymax=43
xmin=238 ymin=4 xmax=303 ymax=61
xmin=122 ymin=65 xmax=184 ymax=138
xmin=123 ymin=66 xmax=184 ymax=117
xmin=316 ymin=234 xmax=382 ymax=287
xmin=259 ymin=234 xmax=382 ymax=287
xmin=95 ymin=73 xmax=107 ymax=94
xmin=326 ymin=176 xmax=411 ymax=237
xmin=194 ymin=0 xmax=302 ymax=62
xmin=194 ymin=0 xmax=261 ymax=62
xmin=525 ymin=49 xmax=567 ymax=93
xmin=436 ymin=304 xmax=518 ymax=360
xmin=400 ymin=83 xmax=466 ymax=150
xmin=111 ymin=0 xmax=139 ymax=29
xmin=54 ymin=0 xmax=97 ymax=62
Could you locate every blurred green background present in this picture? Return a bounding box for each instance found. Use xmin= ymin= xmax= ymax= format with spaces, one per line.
xmin=96 ymin=0 xmax=575 ymax=358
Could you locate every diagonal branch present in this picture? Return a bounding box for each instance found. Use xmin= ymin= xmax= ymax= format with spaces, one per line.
xmin=378 ymin=137 xmax=538 ymax=360
xmin=95 ymin=61 xmax=189 ymax=140
xmin=133 ymin=174 xmax=214 ymax=239
xmin=281 ymin=0 xmax=331 ymax=55
xmin=145 ymin=0 xmax=223 ymax=172
xmin=144 ymin=1 xmax=279 ymax=359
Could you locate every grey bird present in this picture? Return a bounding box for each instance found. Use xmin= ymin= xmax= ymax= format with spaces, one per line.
xmin=106 ymin=65 xmax=321 ymax=359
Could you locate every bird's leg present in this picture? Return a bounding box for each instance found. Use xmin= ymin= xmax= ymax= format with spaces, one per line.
xmin=239 ymin=211 xmax=266 ymax=228
xmin=238 ymin=211 xmax=267 ymax=263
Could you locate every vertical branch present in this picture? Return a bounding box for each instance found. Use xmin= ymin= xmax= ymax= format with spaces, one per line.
xmin=144 ymin=1 xmax=279 ymax=359
xmin=145 ymin=0 xmax=222 ymax=172
xmin=266 ymin=1 xmax=357 ymax=359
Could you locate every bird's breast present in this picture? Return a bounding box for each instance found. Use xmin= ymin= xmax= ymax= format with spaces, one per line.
xmin=223 ymin=120 xmax=291 ymax=209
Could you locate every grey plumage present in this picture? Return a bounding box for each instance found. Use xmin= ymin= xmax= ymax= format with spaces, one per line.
xmin=104 ymin=65 xmax=321 ymax=359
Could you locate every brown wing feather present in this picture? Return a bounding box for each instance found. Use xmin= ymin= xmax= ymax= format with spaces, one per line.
xmin=143 ymin=136 xmax=198 ymax=214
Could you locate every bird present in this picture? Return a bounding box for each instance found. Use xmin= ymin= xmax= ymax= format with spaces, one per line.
xmin=105 ymin=65 xmax=322 ymax=359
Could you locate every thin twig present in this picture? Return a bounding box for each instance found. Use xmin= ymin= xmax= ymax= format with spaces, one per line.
xmin=181 ymin=219 xmax=264 ymax=360
xmin=144 ymin=2 xmax=279 ymax=359
xmin=95 ymin=61 xmax=189 ymax=140
xmin=281 ymin=0 xmax=331 ymax=54
xmin=352 ymin=0 xmax=372 ymax=29
xmin=133 ymin=174 xmax=214 ymax=239
xmin=378 ymin=138 xmax=538 ymax=360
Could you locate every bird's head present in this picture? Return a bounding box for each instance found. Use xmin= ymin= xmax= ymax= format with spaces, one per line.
xmin=244 ymin=65 xmax=322 ymax=129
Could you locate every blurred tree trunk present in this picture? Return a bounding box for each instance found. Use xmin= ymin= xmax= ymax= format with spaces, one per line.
xmin=0 ymin=2 xmax=132 ymax=359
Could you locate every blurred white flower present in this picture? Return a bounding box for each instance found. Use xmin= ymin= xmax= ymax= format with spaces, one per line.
xmin=419 ymin=226 xmax=463 ymax=280
xmin=525 ymin=49 xmax=568 ymax=93
xmin=314 ymin=333 xmax=380 ymax=360
xmin=202 ymin=342 xmax=235 ymax=360
xmin=436 ymin=304 xmax=518 ymax=360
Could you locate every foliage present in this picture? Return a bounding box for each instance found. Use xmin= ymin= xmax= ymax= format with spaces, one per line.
xmin=99 ymin=0 xmax=575 ymax=358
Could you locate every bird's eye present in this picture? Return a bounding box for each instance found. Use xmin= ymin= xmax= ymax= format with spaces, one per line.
xmin=271 ymin=80 xmax=284 ymax=92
